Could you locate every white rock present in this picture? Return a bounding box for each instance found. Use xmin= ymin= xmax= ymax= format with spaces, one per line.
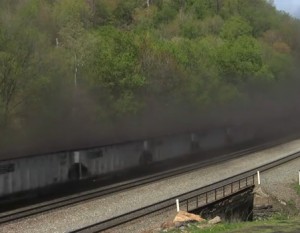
xmin=208 ymin=216 xmax=221 ymax=224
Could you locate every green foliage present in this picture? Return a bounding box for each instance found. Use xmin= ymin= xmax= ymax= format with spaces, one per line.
xmin=154 ymin=1 xmax=178 ymax=25
xmin=186 ymin=0 xmax=215 ymax=19
xmin=85 ymin=27 xmax=144 ymax=116
xmin=0 ymin=0 xmax=299 ymax=135
xmin=237 ymin=0 xmax=279 ymax=36
xmin=113 ymin=0 xmax=138 ymax=26
xmin=293 ymin=183 xmax=300 ymax=196
xmin=167 ymin=217 xmax=300 ymax=233
xmin=87 ymin=27 xmax=143 ymax=90
xmin=180 ymin=18 xmax=203 ymax=39
xmin=91 ymin=0 xmax=112 ymax=26
xmin=201 ymin=15 xmax=224 ymax=35
xmin=217 ymin=36 xmax=264 ymax=83
xmin=221 ymin=16 xmax=253 ymax=39
xmin=53 ymin=0 xmax=91 ymax=26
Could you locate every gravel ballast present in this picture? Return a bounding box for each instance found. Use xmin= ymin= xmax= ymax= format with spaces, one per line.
xmin=2 ymin=139 xmax=300 ymax=233
xmin=260 ymin=156 xmax=300 ymax=209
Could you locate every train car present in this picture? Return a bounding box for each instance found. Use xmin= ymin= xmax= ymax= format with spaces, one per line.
xmin=0 ymin=124 xmax=258 ymax=201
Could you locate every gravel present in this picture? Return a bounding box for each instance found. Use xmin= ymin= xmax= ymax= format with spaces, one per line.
xmin=260 ymin=156 xmax=300 ymax=209
xmin=2 ymin=139 xmax=300 ymax=233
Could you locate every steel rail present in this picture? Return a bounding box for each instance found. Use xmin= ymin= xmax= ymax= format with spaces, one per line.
xmin=71 ymin=150 xmax=300 ymax=233
xmin=0 ymin=137 xmax=297 ymax=225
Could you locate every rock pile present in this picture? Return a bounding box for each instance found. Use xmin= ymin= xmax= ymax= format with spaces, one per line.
xmin=253 ymin=185 xmax=300 ymax=219
xmin=160 ymin=211 xmax=221 ymax=232
xmin=253 ymin=186 xmax=276 ymax=220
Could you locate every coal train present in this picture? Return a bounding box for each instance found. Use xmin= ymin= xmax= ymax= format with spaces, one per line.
xmin=0 ymin=124 xmax=258 ymax=200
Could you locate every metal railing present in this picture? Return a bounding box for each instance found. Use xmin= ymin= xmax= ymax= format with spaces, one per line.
xmin=184 ymin=175 xmax=255 ymax=212
xmin=72 ymin=174 xmax=256 ymax=233
xmin=72 ymin=150 xmax=300 ymax=232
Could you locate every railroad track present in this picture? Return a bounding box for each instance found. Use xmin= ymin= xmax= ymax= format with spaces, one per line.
xmin=0 ymin=137 xmax=297 ymax=226
xmin=71 ymin=149 xmax=300 ymax=233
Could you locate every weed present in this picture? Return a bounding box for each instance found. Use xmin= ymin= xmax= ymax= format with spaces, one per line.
xmin=292 ymin=183 xmax=300 ymax=196
xmin=271 ymin=212 xmax=289 ymax=221
xmin=287 ymin=199 xmax=296 ymax=208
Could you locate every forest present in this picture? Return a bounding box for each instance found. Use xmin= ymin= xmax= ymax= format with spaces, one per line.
xmin=0 ymin=0 xmax=300 ymax=154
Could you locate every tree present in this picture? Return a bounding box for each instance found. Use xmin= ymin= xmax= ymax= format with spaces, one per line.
xmin=85 ymin=27 xmax=145 ymax=117
xmin=217 ymin=36 xmax=264 ymax=84
xmin=0 ymin=52 xmax=18 ymax=125
xmin=186 ymin=0 xmax=214 ymax=19
xmin=220 ymin=16 xmax=253 ymax=40
xmin=0 ymin=22 xmax=40 ymax=127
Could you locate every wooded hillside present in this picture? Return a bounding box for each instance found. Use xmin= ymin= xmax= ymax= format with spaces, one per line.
xmin=1 ymin=0 xmax=300 ymax=152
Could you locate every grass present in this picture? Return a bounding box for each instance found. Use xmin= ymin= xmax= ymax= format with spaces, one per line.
xmin=166 ymin=216 xmax=300 ymax=233
xmin=167 ymin=222 xmax=244 ymax=233
xmin=292 ymin=182 xmax=300 ymax=196
xmin=287 ymin=199 xmax=296 ymax=210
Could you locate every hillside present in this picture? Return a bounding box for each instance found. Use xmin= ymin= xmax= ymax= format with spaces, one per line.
xmin=0 ymin=0 xmax=300 ymax=153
